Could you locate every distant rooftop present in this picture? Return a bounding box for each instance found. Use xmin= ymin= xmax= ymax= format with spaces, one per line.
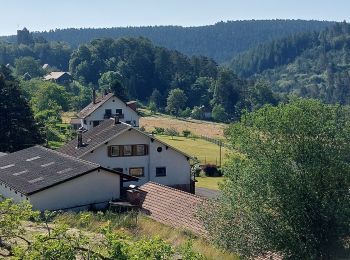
xmin=43 ymin=71 xmax=71 ymax=81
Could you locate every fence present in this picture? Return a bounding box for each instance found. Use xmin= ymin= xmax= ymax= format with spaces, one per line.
xmin=199 ymin=135 xmax=231 ymax=149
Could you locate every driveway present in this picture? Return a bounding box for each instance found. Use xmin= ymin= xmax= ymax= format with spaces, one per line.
xmin=195 ymin=187 xmax=219 ymax=199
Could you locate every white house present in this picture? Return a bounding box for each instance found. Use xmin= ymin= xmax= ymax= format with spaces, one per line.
xmin=0 ymin=146 xmax=136 ymax=211
xmin=72 ymin=91 xmax=140 ymax=130
xmin=59 ymin=118 xmax=194 ymax=192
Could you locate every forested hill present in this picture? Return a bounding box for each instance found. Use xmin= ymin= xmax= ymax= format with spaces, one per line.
xmin=0 ymin=20 xmax=333 ymax=63
xmin=230 ymin=22 xmax=350 ymax=105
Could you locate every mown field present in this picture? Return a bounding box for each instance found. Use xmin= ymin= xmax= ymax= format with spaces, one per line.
xmin=196 ymin=177 xmax=224 ymax=190
xmin=140 ymin=114 xmax=228 ymax=139
xmin=156 ymin=135 xmax=230 ymax=165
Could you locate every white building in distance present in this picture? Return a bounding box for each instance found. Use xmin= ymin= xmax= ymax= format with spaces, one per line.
xmin=72 ymin=91 xmax=140 ymax=130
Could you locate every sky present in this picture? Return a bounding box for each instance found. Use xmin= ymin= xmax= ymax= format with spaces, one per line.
xmin=0 ymin=0 xmax=350 ymax=36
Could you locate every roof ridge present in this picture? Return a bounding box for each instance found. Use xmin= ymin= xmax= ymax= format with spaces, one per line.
xmin=37 ymin=145 xmax=100 ymax=168
xmin=141 ymin=181 xmax=203 ymax=199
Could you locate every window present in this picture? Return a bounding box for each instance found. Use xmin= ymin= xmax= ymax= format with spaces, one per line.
xmin=156 ymin=167 xmax=166 ymax=177
xmin=93 ymin=121 xmax=100 ymax=127
xmin=123 ymin=145 xmax=132 ymax=156
xmin=110 ymin=146 xmax=120 ymax=157
xmin=116 ymin=109 xmax=123 ymax=115
xmin=129 ymin=167 xmax=144 ymax=177
xmin=157 ymin=147 xmax=162 ymax=153
xmin=135 ymin=145 xmax=145 ymax=156
xmin=108 ymin=145 xmax=148 ymax=157
xmin=105 ymin=109 xmax=112 ymax=116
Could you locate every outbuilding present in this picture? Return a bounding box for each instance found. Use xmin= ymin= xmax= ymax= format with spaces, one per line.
xmin=0 ymin=146 xmax=136 ymax=211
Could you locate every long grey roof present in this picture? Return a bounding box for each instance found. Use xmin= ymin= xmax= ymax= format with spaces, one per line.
xmin=59 ymin=119 xmax=192 ymax=159
xmin=58 ymin=119 xmax=130 ymax=158
xmin=0 ymin=146 xmax=133 ymax=196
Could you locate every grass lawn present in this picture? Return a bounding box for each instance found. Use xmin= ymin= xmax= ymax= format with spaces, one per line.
xmin=196 ymin=176 xmax=224 ymax=190
xmin=156 ymin=135 xmax=229 ymax=165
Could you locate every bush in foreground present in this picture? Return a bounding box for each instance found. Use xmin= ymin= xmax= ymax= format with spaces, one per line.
xmin=200 ymin=99 xmax=350 ymax=259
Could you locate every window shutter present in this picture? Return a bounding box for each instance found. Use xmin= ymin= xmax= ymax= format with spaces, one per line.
xmin=145 ymin=145 xmax=149 ymax=155
xmin=132 ymin=145 xmax=137 ymax=156
xmin=107 ymin=146 xmax=112 ymax=157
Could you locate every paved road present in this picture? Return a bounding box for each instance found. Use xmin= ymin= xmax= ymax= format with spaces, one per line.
xmin=195 ymin=187 xmax=219 ymax=199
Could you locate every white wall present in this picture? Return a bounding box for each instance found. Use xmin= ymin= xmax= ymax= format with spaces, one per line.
xmin=82 ymin=129 xmax=191 ymax=187
xmin=83 ymin=97 xmax=140 ymax=130
xmin=29 ymin=169 xmax=120 ymax=211
xmin=149 ymin=139 xmax=191 ymax=186
xmin=0 ymin=182 xmax=27 ymax=203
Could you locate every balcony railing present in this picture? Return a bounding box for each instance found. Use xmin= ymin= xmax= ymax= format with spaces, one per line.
xmin=104 ymin=113 xmax=124 ymax=119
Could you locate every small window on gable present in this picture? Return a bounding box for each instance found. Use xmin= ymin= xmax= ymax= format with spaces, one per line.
xmin=129 ymin=167 xmax=144 ymax=177
xmin=105 ymin=109 xmax=112 ymax=116
xmin=156 ymin=167 xmax=166 ymax=177
xmin=116 ymin=109 xmax=123 ymax=115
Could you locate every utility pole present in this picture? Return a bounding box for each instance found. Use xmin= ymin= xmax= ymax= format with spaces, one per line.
xmin=219 ymin=141 xmax=222 ymax=168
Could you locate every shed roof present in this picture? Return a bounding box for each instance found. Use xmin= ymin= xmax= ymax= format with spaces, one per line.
xmin=0 ymin=146 xmax=135 ymax=196
xmin=137 ymin=182 xmax=206 ymax=235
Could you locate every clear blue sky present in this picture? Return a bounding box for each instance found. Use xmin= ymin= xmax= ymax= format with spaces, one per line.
xmin=1 ymin=0 xmax=349 ymax=36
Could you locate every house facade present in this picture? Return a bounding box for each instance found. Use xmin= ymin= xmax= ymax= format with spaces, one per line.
xmin=74 ymin=92 xmax=140 ymax=130
xmin=59 ymin=119 xmax=193 ymax=192
xmin=0 ymin=146 xmax=135 ymax=211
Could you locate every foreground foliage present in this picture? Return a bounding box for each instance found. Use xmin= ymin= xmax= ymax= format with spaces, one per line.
xmin=200 ymin=99 xmax=350 ymax=259
xmin=0 ymin=66 xmax=43 ymax=152
xmin=0 ymin=198 xmax=204 ymax=259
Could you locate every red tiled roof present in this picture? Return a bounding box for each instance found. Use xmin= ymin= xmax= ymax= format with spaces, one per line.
xmin=137 ymin=182 xmax=206 ymax=235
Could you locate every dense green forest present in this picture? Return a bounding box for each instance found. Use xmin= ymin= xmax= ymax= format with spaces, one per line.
xmin=230 ymin=22 xmax=350 ymax=105
xmin=0 ymin=20 xmax=333 ymax=63
xmin=1 ymin=35 xmax=277 ymax=124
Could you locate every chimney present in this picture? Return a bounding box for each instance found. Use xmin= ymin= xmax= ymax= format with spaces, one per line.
xmin=92 ymin=89 xmax=96 ymax=104
xmin=127 ymin=188 xmax=141 ymax=205
xmin=77 ymin=130 xmax=83 ymax=148
xmin=114 ymin=115 xmax=120 ymax=124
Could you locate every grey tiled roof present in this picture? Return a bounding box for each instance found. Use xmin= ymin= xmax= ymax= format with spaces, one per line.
xmin=58 ymin=119 xmax=130 ymax=158
xmin=77 ymin=93 xmax=115 ymax=118
xmin=0 ymin=146 xmax=136 ymax=195
xmin=0 ymin=146 xmax=103 ymax=195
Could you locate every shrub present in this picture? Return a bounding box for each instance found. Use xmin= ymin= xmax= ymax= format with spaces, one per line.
xmin=140 ymin=126 xmax=146 ymax=132
xmin=202 ymin=164 xmax=222 ymax=177
xmin=154 ymin=127 xmax=165 ymax=134
xmin=164 ymin=127 xmax=179 ymax=136
xmin=183 ymin=129 xmax=191 ymax=137
xmin=179 ymin=107 xmax=191 ymax=118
